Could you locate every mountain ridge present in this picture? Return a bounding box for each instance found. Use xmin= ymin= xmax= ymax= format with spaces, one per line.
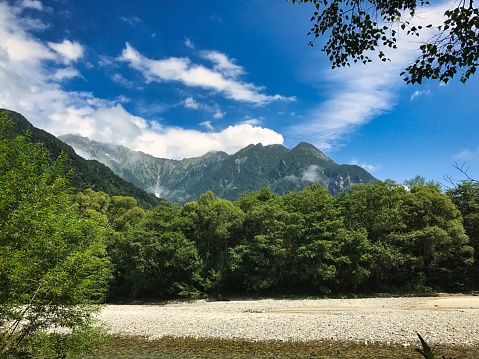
xmin=0 ymin=109 xmax=164 ymax=208
xmin=59 ymin=133 xmax=377 ymax=204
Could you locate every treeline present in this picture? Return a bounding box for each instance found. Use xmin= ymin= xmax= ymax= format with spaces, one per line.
xmin=94 ymin=177 xmax=477 ymax=300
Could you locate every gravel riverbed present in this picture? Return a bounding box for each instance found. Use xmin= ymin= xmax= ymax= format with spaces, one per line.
xmin=97 ymin=295 xmax=479 ymax=346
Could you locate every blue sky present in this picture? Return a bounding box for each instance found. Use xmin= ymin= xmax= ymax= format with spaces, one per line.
xmin=1 ymin=0 xmax=478 ymax=186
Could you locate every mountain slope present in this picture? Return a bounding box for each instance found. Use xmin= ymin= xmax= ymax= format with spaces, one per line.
xmin=59 ymin=134 xmax=377 ymax=204
xmin=1 ymin=110 xmax=163 ymax=208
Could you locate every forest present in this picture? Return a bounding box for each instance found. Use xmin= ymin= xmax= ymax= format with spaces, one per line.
xmin=1 ymin=112 xmax=479 ymax=356
xmin=103 ymin=177 xmax=478 ymax=299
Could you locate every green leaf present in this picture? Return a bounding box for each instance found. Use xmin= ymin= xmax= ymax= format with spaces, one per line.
xmin=416 ymin=333 xmax=435 ymax=359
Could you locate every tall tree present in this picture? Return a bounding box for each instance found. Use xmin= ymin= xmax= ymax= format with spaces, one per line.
xmin=114 ymin=203 xmax=202 ymax=299
xmin=283 ymin=185 xmax=344 ymax=293
xmin=230 ymin=189 xmax=292 ymax=293
xmin=447 ymin=181 xmax=479 ymax=285
xmin=0 ymin=114 xmax=111 ymax=358
xmin=402 ymin=183 xmax=473 ymax=289
xmin=339 ymin=180 xmax=473 ymax=290
xmin=183 ymin=192 xmax=245 ymax=292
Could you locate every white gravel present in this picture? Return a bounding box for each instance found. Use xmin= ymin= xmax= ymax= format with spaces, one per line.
xmin=97 ymin=295 xmax=479 ymax=346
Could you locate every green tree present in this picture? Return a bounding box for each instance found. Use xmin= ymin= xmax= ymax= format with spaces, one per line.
xmin=230 ymin=189 xmax=292 ymax=293
xmin=71 ymin=188 xmax=111 ymax=224
xmin=401 ymin=183 xmax=473 ymax=289
xmin=289 ymin=0 xmax=479 ymax=84
xmin=232 ymin=186 xmax=371 ymax=295
xmin=339 ymin=180 xmax=473 ymax=291
xmin=114 ymin=203 xmax=202 ymax=299
xmin=183 ymin=192 xmax=245 ymax=292
xmin=447 ymin=181 xmax=479 ymax=286
xmin=0 ymin=114 xmax=111 ymax=358
xmin=284 ymin=185 xmax=370 ymax=294
xmin=70 ymin=188 xmax=147 ymax=300
xmin=283 ymin=185 xmax=342 ymax=293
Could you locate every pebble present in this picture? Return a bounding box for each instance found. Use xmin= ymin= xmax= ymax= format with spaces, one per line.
xmin=97 ymin=296 xmax=479 ymax=345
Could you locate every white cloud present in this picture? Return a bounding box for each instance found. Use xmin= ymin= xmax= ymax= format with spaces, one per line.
xmin=0 ymin=2 xmax=117 ymax=138
xmin=288 ymin=2 xmax=450 ymax=151
xmin=350 ymin=158 xmax=382 ymax=172
xmin=454 ymin=147 xmax=479 ymax=161
xmin=119 ymin=43 xmax=296 ymax=105
xmin=19 ymin=17 xmax=50 ymax=31
xmin=132 ymin=123 xmax=284 ymax=159
xmin=0 ymin=5 xmax=69 ymax=116
xmin=69 ymin=145 xmax=93 ymax=160
xmin=285 ymin=165 xmax=322 ymax=184
xmin=0 ymin=2 xmax=284 ymax=162
xmin=213 ymin=109 xmax=225 ymax=119
xmin=111 ymin=73 xmax=136 ymax=89
xmin=134 ymin=100 xmax=166 ymax=116
xmin=98 ymin=55 xmax=117 ymax=68
xmin=200 ymin=121 xmax=213 ymax=130
xmin=201 ymin=50 xmax=244 ymax=78
xmin=184 ymin=37 xmax=195 ymax=49
xmin=89 ymin=104 xmax=147 ymax=146
xmin=411 ymin=89 xmax=431 ymax=100
xmin=48 ymin=40 xmax=84 ymax=63
xmin=20 ymin=0 xmax=43 ymax=10
xmin=116 ymin=95 xmax=130 ymax=103
xmin=302 ymin=165 xmax=321 ymax=183
xmin=53 ymin=67 xmax=81 ymax=81
xmin=0 ymin=3 xmax=54 ymax=63
xmin=182 ymin=96 xmax=226 ymax=119
xmin=241 ymin=118 xmax=261 ymax=126
xmin=184 ymin=96 xmax=199 ymax=109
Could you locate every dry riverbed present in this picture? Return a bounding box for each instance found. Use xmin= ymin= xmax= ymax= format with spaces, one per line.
xmin=98 ymin=294 xmax=479 ymax=346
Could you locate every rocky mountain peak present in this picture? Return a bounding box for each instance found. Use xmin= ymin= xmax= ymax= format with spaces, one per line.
xmin=292 ymin=142 xmax=333 ymax=162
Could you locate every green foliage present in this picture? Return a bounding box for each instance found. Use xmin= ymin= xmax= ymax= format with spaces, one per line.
xmin=230 ymin=189 xmax=291 ymax=292
xmin=416 ymin=333 xmax=435 ymax=359
xmin=14 ymin=325 xmax=110 ymax=359
xmin=183 ymin=192 xmax=245 ymax=292
xmin=111 ymin=203 xmax=202 ymax=299
xmin=339 ymin=180 xmax=473 ymax=291
xmin=106 ymin=178 xmax=475 ymax=299
xmin=0 ymin=113 xmax=111 ymax=357
xmin=289 ymin=0 xmax=479 ymax=84
xmin=283 ymin=185 xmax=344 ymax=292
xmin=71 ymin=189 xmax=145 ymax=233
xmin=229 ymin=186 xmax=373 ymax=295
xmin=447 ymin=181 xmax=479 ymax=287
xmin=59 ymin=172 xmax=472 ymax=300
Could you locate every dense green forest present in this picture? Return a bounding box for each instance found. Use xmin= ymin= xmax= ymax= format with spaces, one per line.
xmin=104 ymin=179 xmax=476 ymax=299
xmin=2 ymin=111 xmax=479 ymax=356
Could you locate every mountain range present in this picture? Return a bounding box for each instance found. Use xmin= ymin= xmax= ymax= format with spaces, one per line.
xmin=59 ymin=134 xmax=377 ymax=204
xmin=1 ymin=110 xmax=163 ymax=207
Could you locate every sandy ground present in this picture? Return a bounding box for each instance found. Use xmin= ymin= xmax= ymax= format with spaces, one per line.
xmin=98 ymin=294 xmax=479 ymax=345
xmin=266 ymin=294 xmax=479 ymax=313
